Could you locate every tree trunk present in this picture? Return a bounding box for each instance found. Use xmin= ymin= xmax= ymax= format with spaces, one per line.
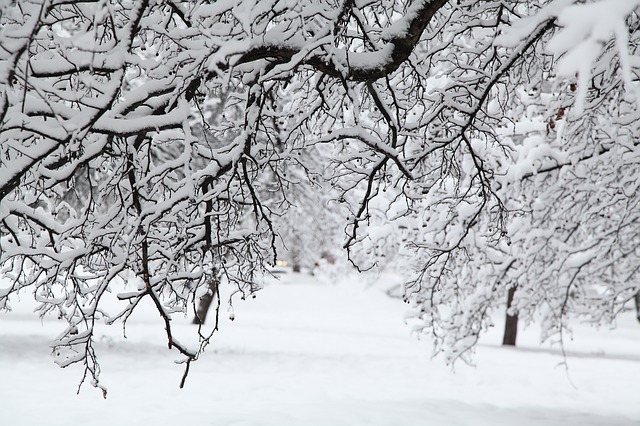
xmin=192 ymin=274 xmax=219 ymax=325
xmin=502 ymin=286 xmax=519 ymax=346
xmin=291 ymin=241 xmax=301 ymax=273
xmin=635 ymin=291 xmax=640 ymax=324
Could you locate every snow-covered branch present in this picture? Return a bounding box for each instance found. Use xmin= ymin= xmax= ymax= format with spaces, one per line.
xmin=2 ymin=0 xmax=640 ymax=389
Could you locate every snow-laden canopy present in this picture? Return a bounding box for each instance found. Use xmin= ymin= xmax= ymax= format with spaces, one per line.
xmin=1 ymin=0 xmax=640 ymax=389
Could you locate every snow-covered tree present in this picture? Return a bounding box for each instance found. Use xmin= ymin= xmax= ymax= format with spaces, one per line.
xmin=1 ymin=0 xmax=639 ymax=390
xmin=399 ymin=0 xmax=640 ymax=360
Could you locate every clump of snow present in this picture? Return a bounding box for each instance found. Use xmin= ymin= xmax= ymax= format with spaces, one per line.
xmin=547 ymin=0 xmax=640 ymax=113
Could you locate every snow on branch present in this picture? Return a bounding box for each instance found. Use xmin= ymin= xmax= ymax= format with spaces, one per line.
xmin=2 ymin=0 xmax=640 ymax=390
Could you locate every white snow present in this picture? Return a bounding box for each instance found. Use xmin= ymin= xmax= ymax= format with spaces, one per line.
xmin=1 ymin=272 xmax=640 ymax=425
xmin=546 ymin=0 xmax=640 ymax=113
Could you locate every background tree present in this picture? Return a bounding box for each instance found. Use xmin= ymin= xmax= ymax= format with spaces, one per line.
xmin=1 ymin=0 xmax=639 ymax=390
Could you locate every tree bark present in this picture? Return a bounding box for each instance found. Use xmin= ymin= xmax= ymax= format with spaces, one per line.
xmin=192 ymin=273 xmax=219 ymax=325
xmin=635 ymin=291 xmax=640 ymax=324
xmin=502 ymin=286 xmax=519 ymax=346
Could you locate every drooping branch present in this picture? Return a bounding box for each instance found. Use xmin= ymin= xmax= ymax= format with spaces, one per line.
xmin=229 ymin=0 xmax=450 ymax=82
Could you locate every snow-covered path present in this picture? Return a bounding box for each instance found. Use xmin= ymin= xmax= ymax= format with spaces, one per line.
xmin=1 ymin=272 xmax=640 ymax=425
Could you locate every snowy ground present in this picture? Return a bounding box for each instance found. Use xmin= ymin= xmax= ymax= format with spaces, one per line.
xmin=1 ymin=271 xmax=640 ymax=426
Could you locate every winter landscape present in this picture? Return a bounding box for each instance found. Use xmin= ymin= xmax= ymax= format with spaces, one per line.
xmin=3 ymin=0 xmax=640 ymax=425
xmin=2 ymin=270 xmax=640 ymax=425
